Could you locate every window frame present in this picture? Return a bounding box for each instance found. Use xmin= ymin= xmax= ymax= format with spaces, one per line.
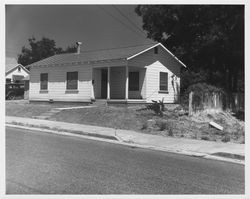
xmin=66 ymin=71 xmax=78 ymax=90
xmin=159 ymin=72 xmax=168 ymax=92
xmin=40 ymin=73 xmax=48 ymax=90
xmin=129 ymin=71 xmax=139 ymax=91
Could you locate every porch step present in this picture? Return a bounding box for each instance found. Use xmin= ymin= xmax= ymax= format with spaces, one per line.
xmin=92 ymin=100 xmax=108 ymax=106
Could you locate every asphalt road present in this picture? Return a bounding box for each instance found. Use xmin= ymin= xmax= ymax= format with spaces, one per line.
xmin=6 ymin=126 xmax=245 ymax=194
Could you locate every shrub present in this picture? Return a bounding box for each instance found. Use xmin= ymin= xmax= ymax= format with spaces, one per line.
xmin=156 ymin=120 xmax=167 ymax=131
xmin=221 ymin=135 xmax=231 ymax=142
xmin=201 ymin=135 xmax=210 ymax=141
xmin=146 ymin=99 xmax=165 ymax=117
xmin=168 ymin=128 xmax=174 ymax=136
xmin=141 ymin=122 xmax=148 ymax=130
xmin=181 ymin=83 xmax=225 ymax=109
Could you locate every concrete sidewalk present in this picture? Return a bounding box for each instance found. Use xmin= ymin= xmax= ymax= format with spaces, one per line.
xmin=6 ymin=116 xmax=245 ymax=164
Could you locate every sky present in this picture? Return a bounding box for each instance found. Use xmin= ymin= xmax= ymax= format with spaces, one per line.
xmin=5 ymin=5 xmax=154 ymax=60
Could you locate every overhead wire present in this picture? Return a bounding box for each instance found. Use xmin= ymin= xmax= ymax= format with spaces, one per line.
xmin=112 ymin=5 xmax=146 ymax=36
xmin=97 ymin=5 xmax=146 ymax=38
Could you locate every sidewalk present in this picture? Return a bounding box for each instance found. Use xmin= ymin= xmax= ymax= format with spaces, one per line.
xmin=6 ymin=116 xmax=245 ymax=164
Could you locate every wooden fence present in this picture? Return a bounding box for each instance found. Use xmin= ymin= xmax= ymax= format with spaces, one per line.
xmin=189 ymin=91 xmax=244 ymax=115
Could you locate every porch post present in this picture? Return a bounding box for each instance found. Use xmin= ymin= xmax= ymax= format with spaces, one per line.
xmin=125 ymin=64 xmax=128 ymax=100
xmin=107 ymin=67 xmax=110 ymax=100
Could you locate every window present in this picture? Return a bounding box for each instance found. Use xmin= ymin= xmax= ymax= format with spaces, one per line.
xmin=67 ymin=72 xmax=78 ymax=90
xmin=40 ymin=73 xmax=48 ymax=90
xmin=18 ymin=66 xmax=21 ymax=72
xmin=154 ymin=47 xmax=158 ymax=54
xmin=129 ymin=72 xmax=139 ymax=91
xmin=159 ymin=72 xmax=168 ymax=91
xmin=6 ymin=78 xmax=11 ymax=83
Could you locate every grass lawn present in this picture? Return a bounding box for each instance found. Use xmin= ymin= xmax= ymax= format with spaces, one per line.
xmin=5 ymin=100 xmax=85 ymax=118
xmin=6 ymin=100 xmax=245 ymax=143
xmin=50 ymin=105 xmax=154 ymax=131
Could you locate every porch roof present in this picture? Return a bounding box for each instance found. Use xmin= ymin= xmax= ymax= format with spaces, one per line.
xmin=28 ymin=43 xmax=158 ymax=67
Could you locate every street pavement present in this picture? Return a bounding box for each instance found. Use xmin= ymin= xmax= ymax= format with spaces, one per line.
xmin=6 ymin=127 xmax=244 ymax=194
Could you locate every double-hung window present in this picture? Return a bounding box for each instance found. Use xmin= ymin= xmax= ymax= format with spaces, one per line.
xmin=67 ymin=72 xmax=78 ymax=90
xmin=40 ymin=73 xmax=48 ymax=90
xmin=159 ymin=72 xmax=168 ymax=92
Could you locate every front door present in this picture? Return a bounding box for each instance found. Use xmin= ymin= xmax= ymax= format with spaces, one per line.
xmin=101 ymin=69 xmax=107 ymax=99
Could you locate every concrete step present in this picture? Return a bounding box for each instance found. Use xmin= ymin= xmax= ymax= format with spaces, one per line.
xmin=92 ymin=100 xmax=108 ymax=106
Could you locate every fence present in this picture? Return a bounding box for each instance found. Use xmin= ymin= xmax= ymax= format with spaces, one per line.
xmin=188 ymin=91 xmax=244 ymax=115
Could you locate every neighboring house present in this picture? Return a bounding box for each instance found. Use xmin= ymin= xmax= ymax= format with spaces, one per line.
xmin=28 ymin=42 xmax=186 ymax=103
xmin=6 ymin=58 xmax=30 ymax=83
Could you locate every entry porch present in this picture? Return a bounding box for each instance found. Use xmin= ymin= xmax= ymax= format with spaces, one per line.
xmin=92 ymin=65 xmax=146 ymax=101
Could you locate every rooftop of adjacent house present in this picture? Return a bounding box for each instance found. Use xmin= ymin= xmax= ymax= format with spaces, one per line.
xmin=28 ymin=42 xmax=186 ymax=68
xmin=6 ymin=57 xmax=29 ymax=74
xmin=6 ymin=57 xmax=18 ymax=73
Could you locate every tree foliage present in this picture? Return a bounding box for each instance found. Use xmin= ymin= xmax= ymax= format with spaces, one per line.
xmin=135 ymin=5 xmax=244 ymax=92
xmin=18 ymin=37 xmax=77 ymax=66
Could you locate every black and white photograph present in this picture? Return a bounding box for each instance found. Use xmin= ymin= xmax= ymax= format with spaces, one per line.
xmin=3 ymin=2 xmax=247 ymax=197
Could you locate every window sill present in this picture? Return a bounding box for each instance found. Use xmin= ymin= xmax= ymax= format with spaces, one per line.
xmin=65 ymin=90 xmax=79 ymax=94
xmin=158 ymin=90 xmax=169 ymax=94
xmin=39 ymin=90 xmax=48 ymax=93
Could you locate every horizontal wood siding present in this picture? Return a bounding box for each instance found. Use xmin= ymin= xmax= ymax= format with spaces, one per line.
xmin=6 ymin=67 xmax=29 ymax=80
xmin=29 ymin=64 xmax=92 ymax=102
xmin=146 ymin=62 xmax=180 ymax=103
xmin=128 ymin=46 xmax=181 ymax=103
xmin=110 ymin=67 xmax=126 ymax=99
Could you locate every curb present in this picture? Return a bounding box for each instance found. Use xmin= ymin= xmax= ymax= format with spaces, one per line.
xmin=6 ymin=122 xmax=119 ymax=141
xmin=6 ymin=123 xmax=245 ymax=165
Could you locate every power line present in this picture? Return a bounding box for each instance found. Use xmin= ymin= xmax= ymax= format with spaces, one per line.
xmin=112 ymin=5 xmax=146 ymax=36
xmin=97 ymin=5 xmax=145 ymax=38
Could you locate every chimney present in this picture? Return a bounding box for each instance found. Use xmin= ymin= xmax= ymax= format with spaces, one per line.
xmin=76 ymin=42 xmax=82 ymax=54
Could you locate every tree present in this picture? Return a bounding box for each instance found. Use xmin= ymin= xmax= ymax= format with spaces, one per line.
xmin=18 ymin=37 xmax=77 ymax=66
xmin=135 ymin=5 xmax=244 ymax=92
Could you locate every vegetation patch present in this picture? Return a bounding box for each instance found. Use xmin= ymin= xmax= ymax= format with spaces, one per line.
xmin=6 ymin=101 xmax=244 ymax=143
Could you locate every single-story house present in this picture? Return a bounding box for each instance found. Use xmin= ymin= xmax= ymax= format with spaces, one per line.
xmin=6 ymin=57 xmax=30 ymax=83
xmin=28 ymin=42 xmax=186 ymax=103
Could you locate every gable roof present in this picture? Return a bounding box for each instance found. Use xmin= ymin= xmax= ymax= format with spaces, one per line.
xmin=28 ymin=43 xmax=186 ymax=68
xmin=6 ymin=64 xmax=30 ymax=75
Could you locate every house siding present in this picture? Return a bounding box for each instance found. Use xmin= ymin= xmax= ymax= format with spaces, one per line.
xmin=146 ymin=62 xmax=180 ymax=103
xmin=29 ymin=64 xmax=92 ymax=102
xmin=6 ymin=66 xmax=29 ymax=81
xmin=128 ymin=46 xmax=181 ymax=103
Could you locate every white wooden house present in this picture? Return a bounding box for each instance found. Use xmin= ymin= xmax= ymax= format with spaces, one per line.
xmin=6 ymin=62 xmax=30 ymax=83
xmin=28 ymin=43 xmax=186 ymax=103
